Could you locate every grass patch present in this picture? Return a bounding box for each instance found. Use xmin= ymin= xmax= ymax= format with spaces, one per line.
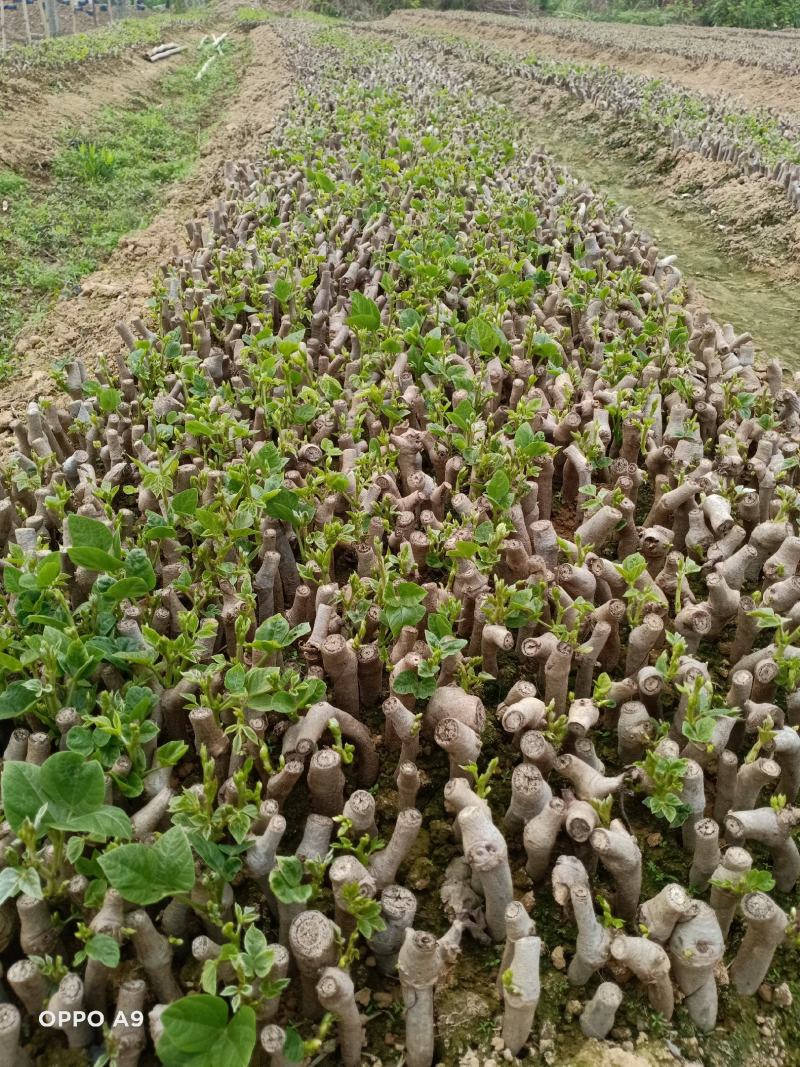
xmin=0 ymin=39 xmax=246 ymax=379
xmin=235 ymin=6 xmax=276 ymax=25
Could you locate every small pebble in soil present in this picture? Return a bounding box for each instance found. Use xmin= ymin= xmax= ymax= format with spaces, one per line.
xmin=550 ymin=945 xmax=566 ymax=970
xmin=14 ymin=334 xmax=45 ymax=355
xmin=773 ymin=983 xmax=793 ymax=1008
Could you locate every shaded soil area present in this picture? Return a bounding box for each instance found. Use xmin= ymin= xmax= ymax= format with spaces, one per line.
xmin=0 ymin=22 xmax=292 ymax=431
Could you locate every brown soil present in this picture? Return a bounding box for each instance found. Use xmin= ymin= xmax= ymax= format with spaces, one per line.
xmin=385 ymin=10 xmax=800 ymax=119
xmin=0 ymin=22 xmax=292 ymax=434
xmin=601 ymin=111 xmax=800 ymax=274
xmin=660 ymin=148 xmax=800 ymax=270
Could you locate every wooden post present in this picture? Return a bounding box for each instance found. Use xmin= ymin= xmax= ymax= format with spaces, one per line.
xmin=21 ymin=0 xmax=33 ymax=44
xmin=0 ymin=0 xmax=6 ymax=55
xmin=70 ymin=0 xmax=76 ymax=34
xmin=44 ymin=0 xmax=58 ymax=37
xmin=38 ymin=0 xmax=48 ymax=37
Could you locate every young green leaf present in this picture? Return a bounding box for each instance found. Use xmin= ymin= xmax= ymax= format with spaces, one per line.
xmin=347 ymin=292 xmax=380 ymax=333
xmin=269 ymin=856 xmax=312 ymax=905
xmin=99 ymin=826 xmax=195 ymax=905
xmin=84 ymin=933 xmax=121 ymax=968
xmin=0 ymin=866 xmax=43 ymax=905
xmin=156 ymin=741 xmax=190 ymax=768
xmin=283 ymin=1026 xmax=306 ymax=1063
xmin=486 ymin=470 xmax=512 ymax=510
xmin=252 ymin=616 xmax=310 ymax=651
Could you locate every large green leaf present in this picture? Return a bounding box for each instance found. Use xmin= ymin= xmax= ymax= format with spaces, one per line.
xmin=2 ymin=752 xmax=131 ymax=839
xmin=263 ymin=488 xmax=310 ymax=526
xmin=41 ymin=749 xmax=105 ymax=816
xmin=67 ymin=547 xmax=124 ymax=573
xmin=67 ymin=514 xmax=112 ymax=551
xmin=67 ymin=807 xmax=134 ymax=839
xmin=0 ymin=679 xmax=42 ymax=720
xmin=1 ymin=762 xmax=45 ymax=833
xmin=124 ymin=548 xmax=157 ymax=591
xmin=156 ymin=997 xmax=255 ymax=1067
xmin=99 ymin=826 xmax=195 ymax=905
xmin=464 ymin=316 xmax=507 ymax=356
xmin=347 ymin=292 xmax=380 ymax=332
xmin=172 ymin=489 xmax=199 ymax=517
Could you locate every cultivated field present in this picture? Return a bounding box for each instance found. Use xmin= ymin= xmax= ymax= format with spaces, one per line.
xmin=0 ymin=6 xmax=799 ymax=1067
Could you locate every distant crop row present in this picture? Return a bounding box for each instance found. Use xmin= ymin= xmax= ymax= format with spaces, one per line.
xmin=383 ymin=22 xmax=800 ymax=211
xmin=396 ymin=8 xmax=800 ymax=75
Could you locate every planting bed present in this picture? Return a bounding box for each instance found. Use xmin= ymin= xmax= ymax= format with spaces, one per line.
xmin=382 ymin=23 xmax=800 ymax=212
xmin=388 ymin=9 xmax=800 ymax=87
xmin=0 ymin=15 xmax=799 ymax=1067
xmin=378 ymin=11 xmax=800 ymax=349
